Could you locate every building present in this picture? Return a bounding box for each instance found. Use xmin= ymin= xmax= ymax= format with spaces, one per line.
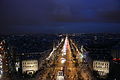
xmin=111 ymin=43 xmax=120 ymax=63
xmin=0 ymin=40 xmax=10 ymax=79
xmin=0 ymin=54 xmax=3 ymax=78
xmin=93 ymin=60 xmax=109 ymax=77
xmin=15 ymin=62 xmax=20 ymax=72
xmin=22 ymin=60 xmax=38 ymax=75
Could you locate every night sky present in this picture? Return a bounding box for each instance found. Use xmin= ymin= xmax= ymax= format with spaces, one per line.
xmin=0 ymin=0 xmax=120 ymax=34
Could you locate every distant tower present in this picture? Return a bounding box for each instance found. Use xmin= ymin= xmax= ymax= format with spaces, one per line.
xmin=0 ymin=40 xmax=10 ymax=79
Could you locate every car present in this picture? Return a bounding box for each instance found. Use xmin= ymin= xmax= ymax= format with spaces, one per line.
xmin=56 ymin=71 xmax=65 ymax=80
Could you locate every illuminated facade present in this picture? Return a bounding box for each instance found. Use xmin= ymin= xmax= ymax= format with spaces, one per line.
xmin=22 ymin=60 xmax=38 ymax=75
xmin=0 ymin=54 xmax=3 ymax=78
xmin=93 ymin=60 xmax=109 ymax=77
xmin=0 ymin=40 xmax=9 ymax=79
xmin=15 ymin=62 xmax=20 ymax=72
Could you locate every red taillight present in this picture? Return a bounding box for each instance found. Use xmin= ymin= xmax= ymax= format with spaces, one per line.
xmin=113 ymin=58 xmax=120 ymax=61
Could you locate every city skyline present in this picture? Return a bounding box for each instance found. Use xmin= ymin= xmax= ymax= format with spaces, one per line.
xmin=0 ymin=33 xmax=120 ymax=80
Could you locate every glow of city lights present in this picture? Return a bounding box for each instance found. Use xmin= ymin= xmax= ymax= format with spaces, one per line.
xmin=61 ymin=58 xmax=66 ymax=64
xmin=46 ymin=47 xmax=56 ymax=60
xmin=0 ymin=75 xmax=2 ymax=79
xmin=61 ymin=36 xmax=68 ymax=56
xmin=80 ymin=55 xmax=84 ymax=58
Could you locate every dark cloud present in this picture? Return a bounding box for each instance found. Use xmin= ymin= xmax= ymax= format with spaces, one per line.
xmin=0 ymin=0 xmax=120 ymax=33
xmin=99 ymin=11 xmax=120 ymax=22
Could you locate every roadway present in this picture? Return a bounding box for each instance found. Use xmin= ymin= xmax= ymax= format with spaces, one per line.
xmin=64 ymin=36 xmax=78 ymax=80
xmin=37 ymin=36 xmax=94 ymax=80
xmin=51 ymin=36 xmax=78 ymax=80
